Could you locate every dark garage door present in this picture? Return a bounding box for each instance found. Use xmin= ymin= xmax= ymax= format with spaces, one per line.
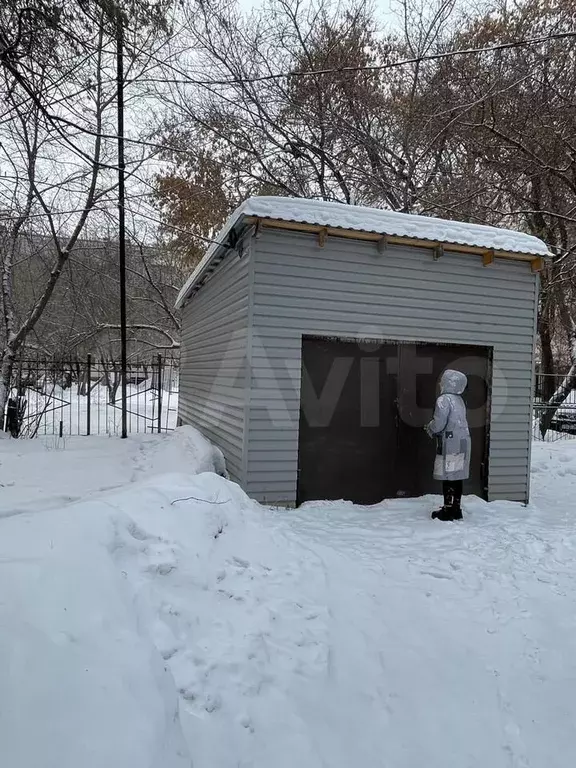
xmin=297 ymin=336 xmax=491 ymax=505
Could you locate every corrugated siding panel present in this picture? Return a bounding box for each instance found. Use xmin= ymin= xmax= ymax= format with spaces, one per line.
xmin=178 ymin=249 xmax=250 ymax=484
xmin=246 ymin=229 xmax=538 ymax=505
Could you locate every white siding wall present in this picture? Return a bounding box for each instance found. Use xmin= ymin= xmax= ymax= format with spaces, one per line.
xmin=246 ymin=229 xmax=538 ymax=504
xmin=178 ymin=247 xmax=251 ymax=484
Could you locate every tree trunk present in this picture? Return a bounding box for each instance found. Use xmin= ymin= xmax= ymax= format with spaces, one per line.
xmin=536 ymin=271 xmax=556 ymax=401
xmin=538 ymin=316 xmax=556 ymax=401
xmin=79 ymin=371 xmax=88 ymax=397
xmin=0 ymin=348 xmax=16 ymax=431
xmin=101 ymin=359 xmax=121 ymax=404
xmin=109 ymin=375 xmax=120 ymax=405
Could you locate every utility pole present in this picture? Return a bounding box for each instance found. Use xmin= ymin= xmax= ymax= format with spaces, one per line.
xmin=116 ymin=9 xmax=128 ymax=439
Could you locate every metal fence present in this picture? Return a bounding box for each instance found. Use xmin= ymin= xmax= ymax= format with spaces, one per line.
xmin=4 ymin=358 xmax=575 ymax=442
xmin=533 ymin=372 xmax=576 ymax=442
xmin=3 ymin=354 xmax=179 ymax=438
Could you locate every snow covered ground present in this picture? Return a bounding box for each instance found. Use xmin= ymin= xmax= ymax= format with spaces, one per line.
xmin=1 ymin=431 xmax=576 ymax=768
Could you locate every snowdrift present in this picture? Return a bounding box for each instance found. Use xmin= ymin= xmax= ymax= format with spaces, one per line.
xmin=2 ymin=430 xmax=576 ymax=768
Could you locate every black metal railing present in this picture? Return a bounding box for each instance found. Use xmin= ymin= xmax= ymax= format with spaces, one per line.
xmin=534 ymin=372 xmax=576 ymax=441
xmin=3 ymin=354 xmax=179 ymax=438
xmin=6 ymin=360 xmax=575 ymax=443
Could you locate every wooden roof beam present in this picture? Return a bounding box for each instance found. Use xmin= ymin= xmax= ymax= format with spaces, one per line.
xmin=433 ymin=244 xmax=444 ymax=261
xmin=244 ymin=216 xmax=545 ymax=264
xmin=377 ymin=235 xmax=388 ymax=254
xmin=483 ymin=249 xmax=495 ymax=267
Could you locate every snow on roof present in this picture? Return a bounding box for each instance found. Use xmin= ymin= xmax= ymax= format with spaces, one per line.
xmin=175 ymin=196 xmax=549 ymax=308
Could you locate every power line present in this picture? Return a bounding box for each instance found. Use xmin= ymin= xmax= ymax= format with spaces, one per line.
xmin=125 ymin=206 xmax=231 ymax=249
xmin=130 ymin=30 xmax=576 ymax=87
xmin=6 ymin=32 xmax=575 ymax=155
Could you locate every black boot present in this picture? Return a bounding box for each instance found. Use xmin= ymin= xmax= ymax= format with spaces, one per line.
xmin=451 ymin=481 xmax=463 ymax=520
xmin=431 ymin=482 xmax=453 ymax=520
xmin=451 ymin=503 xmax=463 ymax=521
xmin=435 ymin=505 xmax=462 ymax=521
xmin=431 ymin=481 xmax=463 ymax=521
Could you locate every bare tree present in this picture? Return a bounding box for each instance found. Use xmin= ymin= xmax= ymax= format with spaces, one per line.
xmin=425 ymin=0 xmax=576 ymax=431
xmin=0 ymin=1 xmax=173 ymax=424
xmin=31 ymin=234 xmax=183 ymax=359
xmin=0 ymin=18 xmax=110 ymax=420
xmin=156 ymin=0 xmax=463 ymax=241
xmin=158 ymin=0 xmax=377 ymax=208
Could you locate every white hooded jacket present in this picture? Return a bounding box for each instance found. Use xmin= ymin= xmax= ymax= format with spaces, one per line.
xmin=426 ymin=369 xmax=471 ymax=482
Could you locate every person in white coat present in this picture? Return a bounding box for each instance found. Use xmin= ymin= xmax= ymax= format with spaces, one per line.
xmin=425 ymin=369 xmax=471 ymax=521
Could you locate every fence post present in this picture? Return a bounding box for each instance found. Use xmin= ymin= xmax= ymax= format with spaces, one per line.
xmin=86 ymin=354 xmax=92 ymax=436
xmin=157 ymin=353 xmax=163 ymax=434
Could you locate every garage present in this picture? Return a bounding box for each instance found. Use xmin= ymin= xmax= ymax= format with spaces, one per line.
xmin=175 ymin=196 xmax=548 ymax=506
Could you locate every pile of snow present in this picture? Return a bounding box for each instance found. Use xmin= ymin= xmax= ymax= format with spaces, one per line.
xmin=243 ymin=196 xmax=549 ymax=253
xmin=0 ymin=427 xmax=225 ymax=517
xmin=2 ymin=431 xmax=576 ymax=767
xmin=0 ymin=501 xmax=190 ymax=768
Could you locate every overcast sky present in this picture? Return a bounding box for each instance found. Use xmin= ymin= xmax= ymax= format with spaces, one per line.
xmin=236 ymin=0 xmax=397 ymax=25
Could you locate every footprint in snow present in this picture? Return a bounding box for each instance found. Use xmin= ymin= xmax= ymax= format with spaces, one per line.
xmin=126 ymin=520 xmax=152 ymax=542
xmin=204 ymin=694 xmax=222 ymax=713
xmin=239 ymin=714 xmax=255 ymax=733
xmin=147 ymin=562 xmax=177 ymax=576
xmin=161 ymin=646 xmax=180 ymax=660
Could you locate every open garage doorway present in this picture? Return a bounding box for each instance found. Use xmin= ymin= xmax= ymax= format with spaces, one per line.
xmin=297 ymin=336 xmax=491 ymax=505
